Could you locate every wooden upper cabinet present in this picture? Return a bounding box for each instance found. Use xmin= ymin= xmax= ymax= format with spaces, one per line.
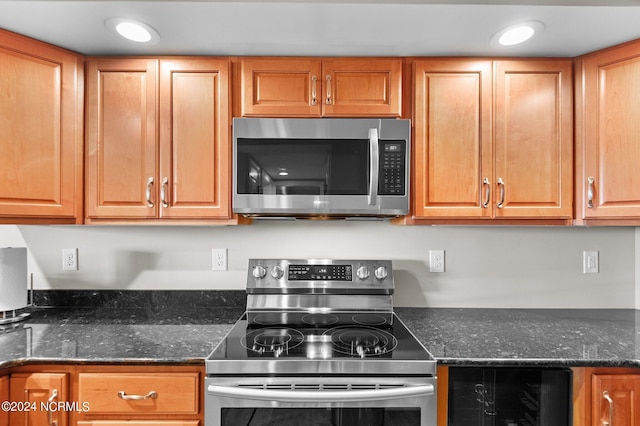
xmin=239 ymin=57 xmax=402 ymax=117
xmin=413 ymin=59 xmax=493 ymax=219
xmin=85 ymin=58 xmax=231 ymax=222
xmin=9 ymin=372 xmax=69 ymax=426
xmin=494 ymin=60 xmax=573 ymax=219
xmin=159 ymin=59 xmax=230 ymax=219
xmin=412 ymin=58 xmax=573 ymax=222
xmin=0 ymin=29 xmax=83 ymax=223
xmin=85 ymin=59 xmax=158 ymax=220
xmin=577 ymin=40 xmax=640 ymax=221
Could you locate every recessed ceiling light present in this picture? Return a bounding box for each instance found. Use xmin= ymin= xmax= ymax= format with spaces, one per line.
xmin=491 ymin=21 xmax=544 ymax=48
xmin=105 ymin=17 xmax=160 ymax=45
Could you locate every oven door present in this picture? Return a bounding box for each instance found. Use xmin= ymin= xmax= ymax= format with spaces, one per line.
xmin=205 ymin=376 xmax=436 ymax=426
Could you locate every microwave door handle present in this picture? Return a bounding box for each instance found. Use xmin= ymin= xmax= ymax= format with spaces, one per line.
xmin=368 ymin=128 xmax=379 ymax=206
xmin=207 ymin=383 xmax=434 ymax=403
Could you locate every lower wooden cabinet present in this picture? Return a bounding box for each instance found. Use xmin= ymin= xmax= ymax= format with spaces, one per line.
xmin=1 ymin=365 xmax=203 ymax=426
xmin=8 ymin=372 xmax=69 ymax=426
xmin=0 ymin=375 xmax=8 ymax=426
xmin=77 ymin=422 xmax=199 ymax=426
xmin=574 ymin=367 xmax=640 ymax=426
xmin=77 ymin=372 xmax=199 ymax=415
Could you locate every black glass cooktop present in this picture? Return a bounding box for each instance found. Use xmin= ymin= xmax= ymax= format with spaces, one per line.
xmin=206 ymin=313 xmax=435 ymax=376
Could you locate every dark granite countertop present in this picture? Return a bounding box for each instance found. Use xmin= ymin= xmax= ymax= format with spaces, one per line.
xmin=2 ymin=303 xmax=640 ymax=370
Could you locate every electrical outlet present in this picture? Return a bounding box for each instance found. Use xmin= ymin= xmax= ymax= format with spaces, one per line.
xmin=212 ymin=248 xmax=228 ymax=271
xmin=62 ymin=248 xmax=78 ymax=271
xmin=429 ymin=249 xmax=445 ymax=273
xmin=583 ymin=250 xmax=599 ymax=274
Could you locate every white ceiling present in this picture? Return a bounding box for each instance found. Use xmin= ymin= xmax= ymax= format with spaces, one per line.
xmin=0 ymin=1 xmax=639 ymax=57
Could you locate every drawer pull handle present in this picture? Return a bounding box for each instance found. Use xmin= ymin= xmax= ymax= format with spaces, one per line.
xmin=602 ymin=390 xmax=613 ymax=426
xmin=47 ymin=389 xmax=58 ymax=426
xmin=118 ymin=390 xmax=158 ymax=400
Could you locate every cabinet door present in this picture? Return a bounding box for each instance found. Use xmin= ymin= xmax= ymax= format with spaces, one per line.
xmin=0 ymin=376 xmax=8 ymax=426
xmin=77 ymin=422 xmax=199 ymax=426
xmin=592 ymin=374 xmax=640 ymax=426
xmin=322 ymin=58 xmax=402 ymax=117
xmin=240 ymin=58 xmax=322 ymax=117
xmin=413 ymin=59 xmax=493 ymax=218
xmin=494 ymin=60 xmax=573 ymax=219
xmin=85 ymin=59 xmax=158 ymax=219
xmin=159 ymin=59 xmax=231 ymax=219
xmin=9 ymin=372 xmax=68 ymax=426
xmin=581 ymin=43 xmax=640 ymax=219
xmin=0 ymin=30 xmax=82 ymax=222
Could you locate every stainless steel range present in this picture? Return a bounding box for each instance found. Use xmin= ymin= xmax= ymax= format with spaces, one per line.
xmin=205 ymin=259 xmax=437 ymax=426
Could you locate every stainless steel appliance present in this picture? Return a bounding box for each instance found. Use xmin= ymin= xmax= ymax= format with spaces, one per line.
xmin=233 ymin=118 xmax=410 ymax=218
xmin=205 ymin=259 xmax=437 ymax=426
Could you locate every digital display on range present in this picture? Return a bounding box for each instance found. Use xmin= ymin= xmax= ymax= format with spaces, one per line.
xmin=288 ymin=265 xmax=352 ymax=281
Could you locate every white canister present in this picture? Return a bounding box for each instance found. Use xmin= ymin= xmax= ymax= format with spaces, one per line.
xmin=0 ymin=247 xmax=28 ymax=312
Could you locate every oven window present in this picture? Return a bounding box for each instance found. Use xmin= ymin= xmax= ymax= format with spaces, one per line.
xmin=221 ymin=407 xmax=420 ymax=426
xmin=236 ymin=138 xmax=369 ymax=195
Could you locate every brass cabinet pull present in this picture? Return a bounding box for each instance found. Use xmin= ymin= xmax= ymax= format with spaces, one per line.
xmin=482 ymin=177 xmax=491 ymax=208
xmin=145 ymin=177 xmax=154 ymax=208
xmin=47 ymin=389 xmax=58 ymax=426
xmin=587 ymin=176 xmax=595 ymax=208
xmin=496 ymin=178 xmax=505 ymax=209
xmin=311 ymin=75 xmax=318 ymax=106
xmin=160 ymin=177 xmax=169 ymax=208
xmin=325 ymin=75 xmax=332 ymax=105
xmin=118 ymin=390 xmax=158 ymax=400
xmin=602 ymin=390 xmax=614 ymax=426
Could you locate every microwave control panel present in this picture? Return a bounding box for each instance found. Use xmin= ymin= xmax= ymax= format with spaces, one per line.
xmin=378 ymin=140 xmax=406 ymax=195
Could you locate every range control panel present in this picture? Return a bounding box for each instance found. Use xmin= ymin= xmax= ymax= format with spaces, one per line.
xmin=246 ymin=259 xmax=394 ymax=294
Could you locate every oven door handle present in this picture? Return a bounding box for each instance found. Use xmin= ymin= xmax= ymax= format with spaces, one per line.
xmin=207 ymin=383 xmax=434 ymax=402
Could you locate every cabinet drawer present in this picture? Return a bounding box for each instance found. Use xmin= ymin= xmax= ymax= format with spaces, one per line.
xmin=78 ymin=373 xmax=199 ymax=415
xmin=78 ymin=422 xmax=199 ymax=426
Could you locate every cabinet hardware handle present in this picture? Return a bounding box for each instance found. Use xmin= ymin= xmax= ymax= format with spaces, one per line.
xmin=482 ymin=177 xmax=491 ymax=208
xmin=311 ymin=75 xmax=318 ymax=106
xmin=146 ymin=177 xmax=154 ymax=208
xmin=587 ymin=176 xmax=595 ymax=208
xmin=602 ymin=390 xmax=613 ymax=426
xmin=496 ymin=178 xmax=505 ymax=209
xmin=46 ymin=389 xmax=58 ymax=426
xmin=118 ymin=390 xmax=158 ymax=400
xmin=325 ymin=75 xmax=332 ymax=105
xmin=161 ymin=177 xmax=169 ymax=208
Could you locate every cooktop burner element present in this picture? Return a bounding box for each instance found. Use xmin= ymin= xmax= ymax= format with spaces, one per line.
xmin=324 ymin=325 xmax=398 ymax=358
xmin=241 ymin=327 xmax=305 ymax=357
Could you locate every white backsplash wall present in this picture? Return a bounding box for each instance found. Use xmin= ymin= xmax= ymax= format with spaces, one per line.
xmin=0 ymin=223 xmax=635 ymax=309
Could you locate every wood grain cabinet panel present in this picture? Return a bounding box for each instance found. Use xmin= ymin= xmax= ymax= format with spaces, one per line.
xmin=85 ymin=57 xmax=231 ymax=222
xmin=494 ymin=60 xmax=573 ymax=219
xmin=577 ymin=40 xmax=640 ymax=222
xmin=239 ymin=57 xmax=402 ymax=117
xmin=412 ymin=58 xmax=573 ymax=222
xmin=77 ymin=422 xmax=199 ymax=426
xmin=0 ymin=376 xmax=8 ymax=426
xmin=77 ymin=372 xmax=199 ymax=415
xmin=0 ymin=29 xmax=82 ymax=223
xmin=9 ymin=372 xmax=69 ymax=426
xmin=413 ymin=59 xmax=493 ymax=218
xmin=592 ymin=374 xmax=640 ymax=426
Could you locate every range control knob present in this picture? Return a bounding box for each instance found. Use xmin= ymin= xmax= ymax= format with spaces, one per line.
xmin=356 ymin=266 xmax=370 ymax=280
xmin=270 ymin=265 xmax=284 ymax=280
xmin=374 ymin=266 xmax=388 ymax=280
xmin=252 ymin=265 xmax=267 ymax=279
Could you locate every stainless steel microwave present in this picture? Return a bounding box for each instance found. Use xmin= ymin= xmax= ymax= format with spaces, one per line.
xmin=233 ymin=118 xmax=410 ymax=218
